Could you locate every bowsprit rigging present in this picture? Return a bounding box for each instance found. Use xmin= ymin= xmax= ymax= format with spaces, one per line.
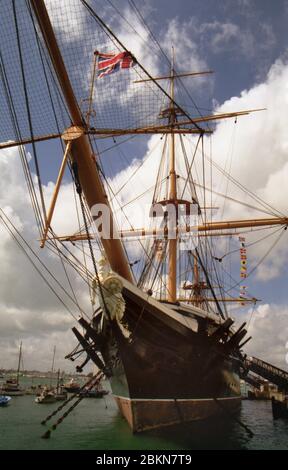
xmin=0 ymin=0 xmax=287 ymax=434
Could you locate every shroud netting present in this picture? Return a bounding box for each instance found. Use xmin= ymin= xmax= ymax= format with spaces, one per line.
xmin=0 ymin=0 xmax=174 ymax=146
xmin=0 ymin=0 xmax=71 ymax=144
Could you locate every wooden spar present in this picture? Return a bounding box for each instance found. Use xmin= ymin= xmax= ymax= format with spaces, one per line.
xmin=49 ymin=217 xmax=286 ymax=243
xmin=88 ymin=127 xmax=211 ymax=136
xmin=40 ymin=140 xmax=72 ymax=248
xmin=0 ymin=107 xmax=259 ymax=151
xmin=172 ymin=109 xmax=265 ymax=125
xmin=86 ymin=53 xmax=98 ymax=127
xmin=176 ymin=298 xmax=258 ymax=303
xmin=49 ymin=217 xmax=287 ymax=242
xmin=116 ymin=216 xmax=288 ymax=238
xmin=30 ymin=0 xmax=133 ymax=282
xmin=45 ymin=234 xmax=93 ymax=242
xmin=0 ymin=110 xmax=255 ymax=151
xmin=134 ymin=70 xmax=214 ymax=83
xmin=0 ymin=133 xmax=62 ymax=150
xmin=89 ymin=108 xmax=264 ymax=136
xmin=45 ymin=230 xmax=242 ymax=243
xmin=193 ymin=217 xmax=288 ymax=231
xmin=167 ymin=56 xmax=177 ymax=303
xmin=0 ymin=126 xmax=209 ymax=151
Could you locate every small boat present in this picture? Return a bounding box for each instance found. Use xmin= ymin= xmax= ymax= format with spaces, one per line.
xmin=54 ymin=369 xmax=67 ymax=401
xmin=79 ymin=379 xmax=109 ymax=398
xmin=0 ymin=395 xmax=11 ymax=406
xmin=34 ymin=369 xmax=67 ymax=402
xmin=35 ymin=388 xmax=57 ymax=404
xmin=1 ymin=343 xmax=25 ymax=396
xmin=54 ymin=386 xmax=67 ymax=401
xmin=63 ymin=378 xmax=81 ymax=394
xmin=79 ymin=388 xmax=108 ymax=398
xmin=271 ymin=396 xmax=288 ymax=419
xmin=25 ymin=385 xmax=45 ymax=396
xmin=1 ymin=378 xmax=24 ymax=396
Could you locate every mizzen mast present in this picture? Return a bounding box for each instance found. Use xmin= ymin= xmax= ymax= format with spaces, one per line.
xmin=30 ymin=0 xmax=133 ymax=283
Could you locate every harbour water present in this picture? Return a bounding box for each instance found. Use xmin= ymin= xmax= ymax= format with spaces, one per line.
xmin=0 ymin=379 xmax=287 ymax=450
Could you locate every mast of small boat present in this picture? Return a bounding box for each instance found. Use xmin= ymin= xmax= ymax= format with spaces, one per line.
xmin=49 ymin=345 xmax=56 ymax=388
xmin=30 ymin=0 xmax=133 ymax=283
xmin=56 ymin=369 xmax=61 ymax=394
xmin=16 ymin=341 xmax=22 ymax=387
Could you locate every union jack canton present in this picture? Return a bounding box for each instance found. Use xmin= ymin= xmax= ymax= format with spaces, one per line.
xmin=95 ymin=51 xmax=135 ymax=78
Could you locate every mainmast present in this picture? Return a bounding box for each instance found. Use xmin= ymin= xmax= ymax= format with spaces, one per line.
xmin=168 ymin=53 xmax=177 ymax=302
xmin=166 ymin=53 xmax=202 ymax=304
xmin=30 ymin=0 xmax=133 ymax=283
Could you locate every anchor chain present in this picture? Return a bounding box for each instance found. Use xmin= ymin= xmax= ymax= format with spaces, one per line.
xmin=41 ymin=371 xmax=104 ymax=439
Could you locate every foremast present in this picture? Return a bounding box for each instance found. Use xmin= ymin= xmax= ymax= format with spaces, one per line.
xmin=30 ymin=0 xmax=133 ymax=283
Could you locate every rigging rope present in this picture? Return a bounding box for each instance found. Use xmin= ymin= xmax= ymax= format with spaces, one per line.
xmin=71 ymin=161 xmax=112 ymax=322
xmin=80 ymin=0 xmax=205 ymax=133
xmin=0 ymin=209 xmax=81 ymax=320
xmin=191 ymin=249 xmax=225 ymax=319
xmin=12 ymin=0 xmax=47 ymax=230
xmin=110 ymin=136 xmax=163 ymax=201
xmin=226 ymin=226 xmax=287 ymax=293
xmin=217 ymin=225 xmax=285 ymax=260
xmin=196 ymin=140 xmax=286 ymax=219
xmin=0 ymin=49 xmax=43 ymax=236
xmin=107 ymin=0 xmax=164 ymax=66
xmin=127 ymin=0 xmax=213 ymax=129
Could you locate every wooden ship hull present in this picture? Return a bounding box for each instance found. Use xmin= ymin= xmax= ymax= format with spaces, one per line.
xmin=97 ymin=280 xmax=242 ymax=432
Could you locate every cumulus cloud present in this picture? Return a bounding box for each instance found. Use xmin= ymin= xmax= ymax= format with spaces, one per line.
xmin=241 ymin=303 xmax=288 ymax=370
xmin=0 ymin=330 xmax=76 ymax=373
xmin=45 ymin=0 xmax=87 ymax=42
xmin=161 ymin=18 xmax=208 ymax=74
xmin=198 ymin=20 xmax=275 ymax=59
xmin=0 ymin=146 xmax=92 ymax=372
xmin=202 ymin=59 xmax=288 ymax=280
xmin=213 ymin=59 xmax=288 ymax=186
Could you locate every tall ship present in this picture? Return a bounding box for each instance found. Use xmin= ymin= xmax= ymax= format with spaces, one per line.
xmin=0 ymin=0 xmax=287 ymax=432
